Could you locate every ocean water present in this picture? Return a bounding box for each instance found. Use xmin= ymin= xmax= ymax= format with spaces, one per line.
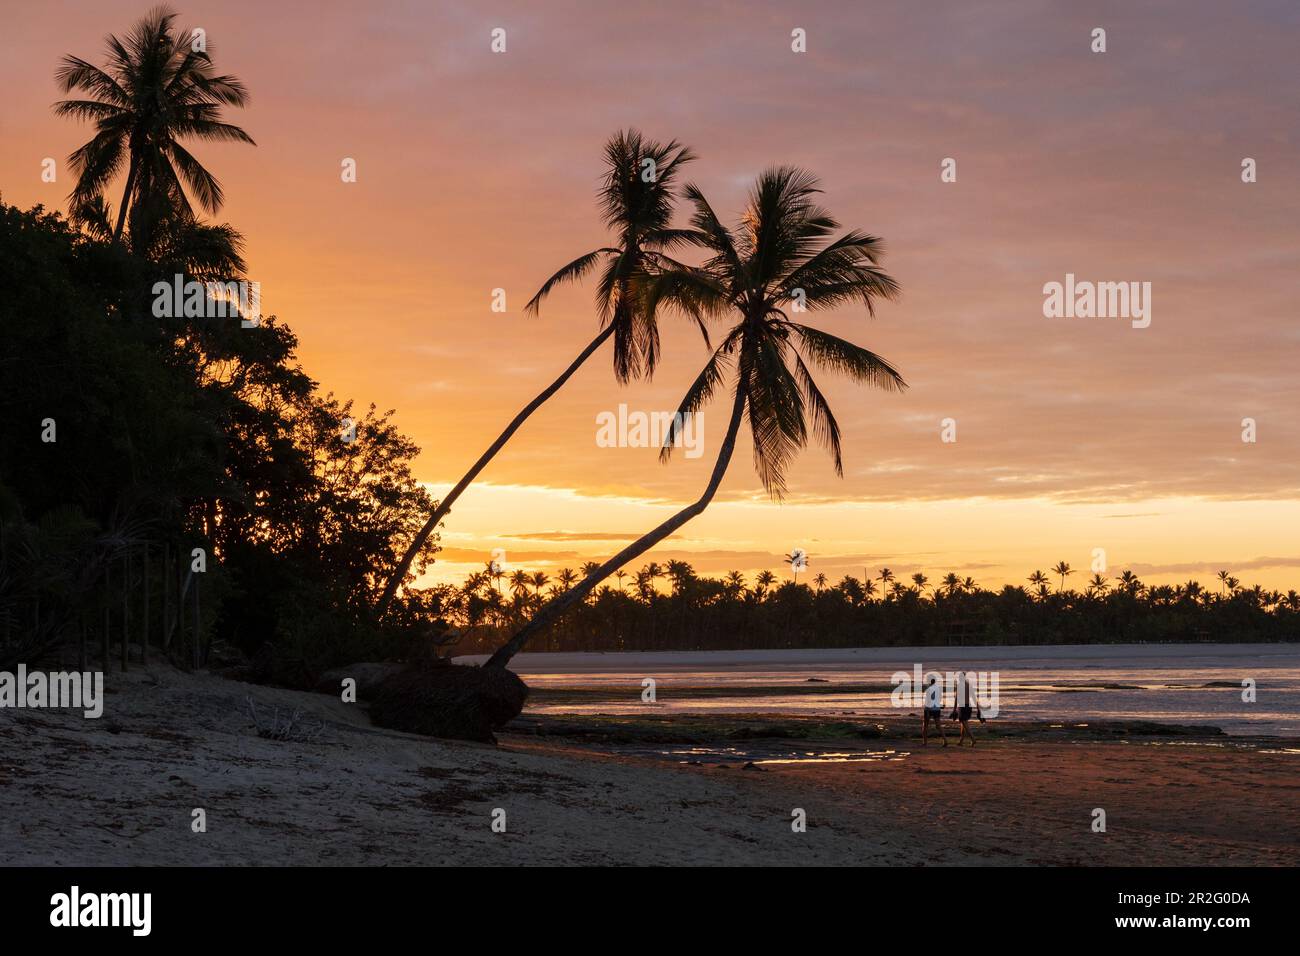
xmin=460 ymin=642 xmax=1300 ymax=737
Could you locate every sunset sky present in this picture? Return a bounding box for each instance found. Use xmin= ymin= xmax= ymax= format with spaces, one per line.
xmin=3 ymin=1 xmax=1300 ymax=593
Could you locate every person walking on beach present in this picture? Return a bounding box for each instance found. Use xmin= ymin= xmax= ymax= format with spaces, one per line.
xmin=951 ymin=671 xmax=983 ymax=746
xmin=922 ymin=675 xmax=946 ymax=746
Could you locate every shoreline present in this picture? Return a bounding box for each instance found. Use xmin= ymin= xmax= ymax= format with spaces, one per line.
xmin=456 ymin=640 xmax=1300 ymax=670
xmin=3 ymin=664 xmax=1296 ymax=866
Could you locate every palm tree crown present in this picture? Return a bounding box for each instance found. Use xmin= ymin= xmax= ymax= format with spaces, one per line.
xmin=55 ymin=6 xmax=254 ymax=249
xmin=526 ymin=129 xmax=698 ymax=382
xmin=650 ymin=166 xmax=905 ymax=495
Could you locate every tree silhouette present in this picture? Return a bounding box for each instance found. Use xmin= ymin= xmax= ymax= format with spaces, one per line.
xmin=484 ymin=167 xmax=904 ymax=668
xmin=377 ymin=131 xmax=698 ymax=615
xmin=55 ymin=6 xmax=253 ymax=248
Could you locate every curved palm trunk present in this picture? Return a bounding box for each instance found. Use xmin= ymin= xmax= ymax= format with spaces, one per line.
xmin=375 ymin=324 xmax=616 ymax=617
xmin=485 ymin=386 xmax=747 ymax=670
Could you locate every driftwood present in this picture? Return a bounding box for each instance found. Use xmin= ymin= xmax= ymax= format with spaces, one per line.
xmin=244 ymin=695 xmax=325 ymax=743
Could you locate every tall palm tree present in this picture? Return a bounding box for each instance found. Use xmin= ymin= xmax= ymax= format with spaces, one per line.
xmin=665 ymin=559 xmax=696 ymax=595
xmin=878 ymin=567 xmax=895 ymax=598
xmin=1117 ymin=569 xmax=1143 ymax=596
xmin=54 ymin=6 xmax=254 ymax=248
xmin=508 ymin=569 xmax=531 ymax=599
xmin=376 ymin=130 xmax=697 ymax=616
xmin=725 ymin=570 xmax=746 ymax=597
xmin=813 ymin=572 xmax=828 ymax=592
xmin=1052 ymin=561 xmax=1073 ymax=592
xmin=485 ymin=166 xmax=904 ymax=669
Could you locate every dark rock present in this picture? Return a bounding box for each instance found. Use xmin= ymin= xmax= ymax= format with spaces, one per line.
xmin=856 ymin=724 xmax=885 ymax=739
xmin=368 ymin=663 xmax=529 ymax=744
xmin=315 ymin=662 xmax=410 ymax=698
xmin=741 ymin=761 xmax=766 ymax=771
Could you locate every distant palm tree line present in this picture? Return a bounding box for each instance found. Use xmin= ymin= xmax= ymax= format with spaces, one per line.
xmin=418 ymin=561 xmax=1300 ymax=654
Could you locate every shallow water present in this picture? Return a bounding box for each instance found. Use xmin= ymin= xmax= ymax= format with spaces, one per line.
xmin=466 ymin=643 xmax=1300 ymax=737
xmin=620 ymin=745 xmax=913 ymax=766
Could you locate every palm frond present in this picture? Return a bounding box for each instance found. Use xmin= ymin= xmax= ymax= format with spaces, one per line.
xmin=791 ymin=349 xmax=844 ymax=475
xmin=524 ymin=248 xmax=615 ymax=315
xmin=162 ymin=138 xmax=223 ymax=213
xmin=742 ymin=334 xmax=806 ymax=498
xmin=786 ymin=323 xmax=907 ymax=392
xmin=53 ymin=55 xmax=130 ymax=103
xmin=660 ymin=340 xmax=735 ymax=463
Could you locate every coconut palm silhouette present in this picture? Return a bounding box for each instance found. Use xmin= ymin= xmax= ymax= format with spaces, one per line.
xmin=486 ymin=166 xmax=905 ymax=669
xmin=378 ymin=130 xmax=697 ymax=615
xmin=54 ymin=6 xmax=253 ymax=248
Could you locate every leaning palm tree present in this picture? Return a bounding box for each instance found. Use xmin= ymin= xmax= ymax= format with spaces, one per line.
xmin=484 ymin=166 xmax=904 ymax=669
xmin=376 ymin=130 xmax=697 ymax=616
xmin=54 ymin=6 xmax=254 ymax=249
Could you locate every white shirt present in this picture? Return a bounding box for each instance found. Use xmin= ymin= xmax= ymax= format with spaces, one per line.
xmin=924 ymin=682 xmax=942 ymax=709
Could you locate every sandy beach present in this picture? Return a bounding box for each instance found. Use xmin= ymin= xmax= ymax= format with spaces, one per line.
xmin=3 ymin=664 xmax=1296 ymax=866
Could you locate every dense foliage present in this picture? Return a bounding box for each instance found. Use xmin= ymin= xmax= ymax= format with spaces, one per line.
xmin=0 ymin=201 xmax=438 ymax=674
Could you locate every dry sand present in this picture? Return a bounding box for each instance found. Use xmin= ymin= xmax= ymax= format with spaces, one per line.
xmin=2 ymin=664 xmax=1296 ymax=866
